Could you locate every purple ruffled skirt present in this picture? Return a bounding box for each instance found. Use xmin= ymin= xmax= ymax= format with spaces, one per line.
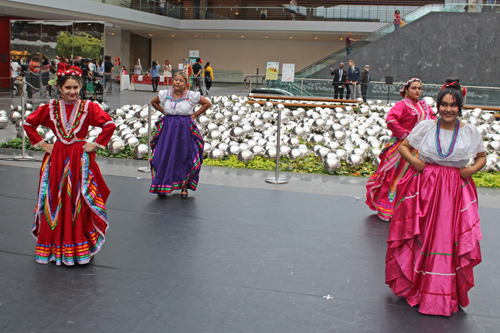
xmin=149 ymin=115 xmax=204 ymax=194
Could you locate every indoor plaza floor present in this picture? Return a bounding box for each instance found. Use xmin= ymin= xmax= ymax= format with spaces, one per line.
xmin=1 ymin=88 xmax=500 ymax=332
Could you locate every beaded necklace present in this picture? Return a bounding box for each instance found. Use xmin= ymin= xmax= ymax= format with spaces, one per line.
xmin=168 ymin=89 xmax=188 ymax=111
xmin=435 ymin=118 xmax=460 ymax=158
xmin=54 ymin=99 xmax=85 ymax=139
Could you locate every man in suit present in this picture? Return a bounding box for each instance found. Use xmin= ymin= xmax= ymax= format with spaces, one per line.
xmin=360 ymin=64 xmax=371 ymax=103
xmin=347 ymin=59 xmax=361 ymax=100
xmin=331 ymin=62 xmax=347 ymax=99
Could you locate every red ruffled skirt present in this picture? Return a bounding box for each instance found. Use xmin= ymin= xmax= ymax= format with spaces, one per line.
xmin=385 ymin=164 xmax=482 ymax=316
xmin=32 ymin=141 xmax=110 ymax=266
xmin=366 ymin=137 xmax=413 ymax=221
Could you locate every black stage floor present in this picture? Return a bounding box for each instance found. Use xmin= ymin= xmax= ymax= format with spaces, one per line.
xmin=1 ymin=164 xmax=500 ymax=332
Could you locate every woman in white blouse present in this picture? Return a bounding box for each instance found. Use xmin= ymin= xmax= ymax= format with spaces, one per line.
xmin=385 ymin=78 xmax=486 ymax=317
xmin=150 ymin=72 xmax=211 ymax=198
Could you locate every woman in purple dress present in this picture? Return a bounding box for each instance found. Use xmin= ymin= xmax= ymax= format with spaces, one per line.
xmin=150 ymin=72 xmax=211 ymax=198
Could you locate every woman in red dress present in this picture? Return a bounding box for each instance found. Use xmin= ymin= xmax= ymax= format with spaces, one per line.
xmin=24 ymin=66 xmax=116 ymax=266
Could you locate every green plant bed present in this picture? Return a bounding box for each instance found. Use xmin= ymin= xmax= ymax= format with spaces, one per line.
xmin=2 ymin=137 xmax=500 ymax=188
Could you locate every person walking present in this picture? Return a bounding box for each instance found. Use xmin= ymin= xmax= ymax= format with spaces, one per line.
xmin=330 ymin=62 xmax=347 ymax=99
xmin=150 ymin=60 xmax=160 ymax=92
xmin=386 ymin=78 xmax=484 ymax=316
xmin=365 ymin=78 xmax=435 ymax=221
xmin=203 ymin=62 xmax=214 ymax=95
xmin=191 ymin=58 xmax=203 ymax=95
xmin=23 ymin=66 xmax=116 ymax=266
xmin=149 ymin=72 xmax=211 ymax=198
xmin=360 ymin=65 xmax=370 ymax=103
xmin=394 ymin=10 xmax=401 ymax=30
xmin=347 ymin=60 xmax=361 ymax=100
xmin=345 ymin=32 xmax=359 ymax=55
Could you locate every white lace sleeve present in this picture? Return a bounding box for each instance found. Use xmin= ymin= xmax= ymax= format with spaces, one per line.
xmin=158 ymin=90 xmax=169 ymax=108
xmin=407 ymin=120 xmax=435 ymax=150
xmin=188 ymin=91 xmax=201 ymax=106
xmin=468 ymin=124 xmax=486 ymax=156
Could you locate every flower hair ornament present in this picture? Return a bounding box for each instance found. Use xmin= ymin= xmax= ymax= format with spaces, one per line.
xmin=400 ymin=78 xmax=422 ymax=98
xmin=441 ymin=81 xmax=467 ymax=97
xmin=57 ymin=66 xmax=83 ymax=77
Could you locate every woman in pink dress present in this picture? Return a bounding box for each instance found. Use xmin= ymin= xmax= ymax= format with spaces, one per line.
xmin=386 ymin=78 xmax=485 ymax=316
xmin=366 ymin=78 xmax=435 ymax=221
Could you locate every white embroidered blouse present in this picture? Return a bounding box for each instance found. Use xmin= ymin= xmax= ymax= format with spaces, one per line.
xmin=407 ymin=119 xmax=486 ymax=168
xmin=158 ymin=89 xmax=201 ymax=116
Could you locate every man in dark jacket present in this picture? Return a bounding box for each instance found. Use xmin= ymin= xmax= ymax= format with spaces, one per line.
xmin=330 ymin=62 xmax=347 ymax=99
xmin=347 ymin=59 xmax=361 ymax=100
xmin=360 ymin=65 xmax=371 ymax=103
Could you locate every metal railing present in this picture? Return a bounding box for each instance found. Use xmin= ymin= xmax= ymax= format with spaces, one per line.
xmin=242 ymin=75 xmax=500 ymax=107
xmin=90 ymin=1 xmax=427 ymax=22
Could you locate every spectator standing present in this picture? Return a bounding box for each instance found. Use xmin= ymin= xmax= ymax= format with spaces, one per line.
xmin=203 ymin=62 xmax=214 ymax=95
xmin=27 ymin=57 xmax=41 ymax=99
xmin=260 ymin=9 xmax=268 ymax=19
xmin=104 ymin=55 xmax=114 ymax=94
xmin=88 ymin=59 xmax=96 ymax=76
xmin=360 ymin=65 xmax=370 ymax=103
xmin=345 ymin=32 xmax=359 ymax=55
xmin=330 ymin=62 xmax=347 ymax=99
xmin=290 ymin=0 xmax=297 ymax=20
xmin=191 ymin=58 xmax=203 ymax=95
xmin=57 ymin=57 xmax=68 ymax=72
xmin=163 ymin=60 xmax=172 ymax=88
xmin=150 ymin=60 xmax=160 ymax=92
xmin=11 ymin=57 xmax=20 ymax=94
xmin=394 ymin=10 xmax=401 ymax=30
xmin=347 ymin=60 xmax=361 ymax=100
xmin=159 ymin=0 xmax=166 ymax=15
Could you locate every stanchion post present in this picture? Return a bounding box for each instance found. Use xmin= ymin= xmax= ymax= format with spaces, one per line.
xmin=266 ymin=107 xmax=288 ymax=184
xmin=301 ymin=79 xmax=304 ymax=96
xmin=14 ymin=96 xmax=33 ymax=161
xmin=138 ymin=102 xmax=152 ymax=172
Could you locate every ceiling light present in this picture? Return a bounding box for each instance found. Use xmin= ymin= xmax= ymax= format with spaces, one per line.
xmin=340 ymin=37 xmax=343 ymax=40
xmin=289 ymin=36 xmax=293 ymax=39
xmin=149 ymin=34 xmax=153 ymax=37
xmin=265 ymin=36 xmax=268 ymax=38
xmin=241 ymin=36 xmax=244 ymax=38
xmin=217 ymin=35 xmax=220 ymax=37
xmin=194 ymin=35 xmax=197 ymax=37
xmin=314 ymin=37 xmax=318 ymax=39
xmin=171 ymin=34 xmax=175 ymax=37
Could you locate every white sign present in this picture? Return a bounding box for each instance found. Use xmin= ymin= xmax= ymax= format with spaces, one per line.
xmin=189 ymin=50 xmax=200 ymax=58
xmin=178 ymin=63 xmax=184 ymax=70
xmin=282 ymin=63 xmax=295 ymax=82
xmin=138 ymin=75 xmax=143 ymax=82
xmin=159 ymin=76 xmax=165 ymax=83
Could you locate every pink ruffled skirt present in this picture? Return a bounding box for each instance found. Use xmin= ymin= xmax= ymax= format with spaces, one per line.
xmin=385 ymin=164 xmax=482 ymax=316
